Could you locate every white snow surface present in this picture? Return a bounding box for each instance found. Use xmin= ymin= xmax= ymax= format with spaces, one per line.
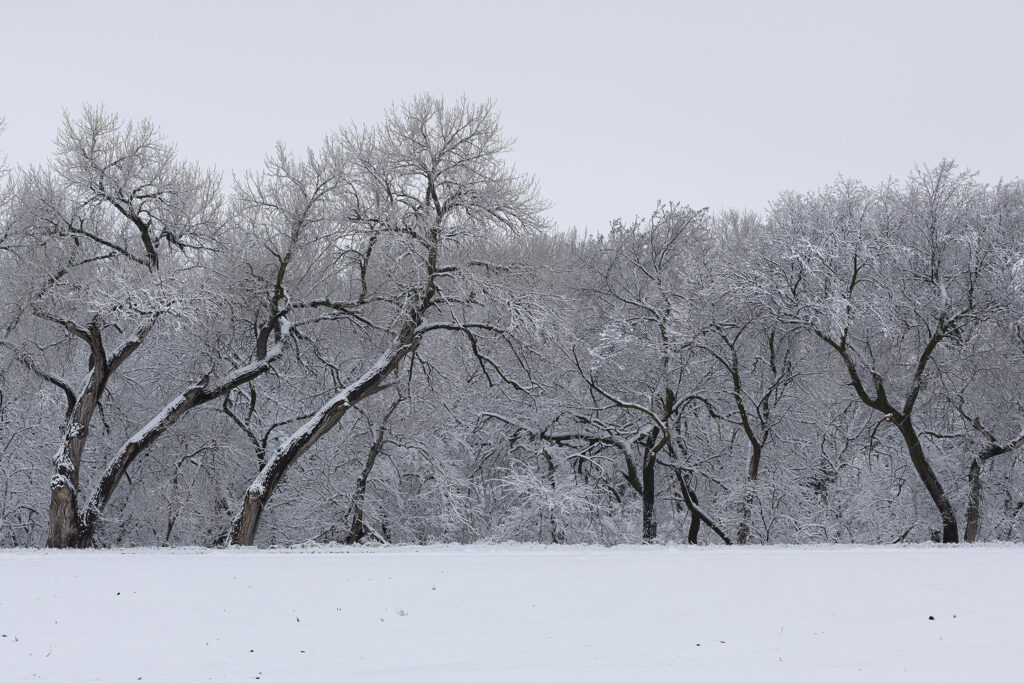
xmin=1 ymin=544 xmax=1020 ymax=681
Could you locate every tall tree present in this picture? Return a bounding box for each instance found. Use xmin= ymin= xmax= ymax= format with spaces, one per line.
xmin=753 ymin=163 xmax=1017 ymax=542
xmin=4 ymin=108 xmax=222 ymax=547
xmin=230 ymin=95 xmax=548 ymax=545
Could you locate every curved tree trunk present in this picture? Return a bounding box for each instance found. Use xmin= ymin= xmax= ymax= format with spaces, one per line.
xmin=78 ymin=389 xmax=203 ymax=547
xmin=75 ymin=340 xmax=287 ymax=547
xmin=75 ymin=331 xmax=289 ymax=547
xmin=230 ymin=340 xmax=414 ymax=546
xmin=894 ymin=417 xmax=959 ymax=543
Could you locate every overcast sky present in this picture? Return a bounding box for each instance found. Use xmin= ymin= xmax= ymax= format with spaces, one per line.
xmin=2 ymin=0 xmax=1022 ymax=232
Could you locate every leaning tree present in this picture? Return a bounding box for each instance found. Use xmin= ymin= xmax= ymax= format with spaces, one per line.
xmin=229 ymin=95 xmax=549 ymax=545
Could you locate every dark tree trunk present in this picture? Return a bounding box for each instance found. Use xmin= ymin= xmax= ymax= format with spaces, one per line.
xmin=674 ymin=469 xmax=732 ymax=545
xmin=964 ymin=458 xmax=982 ymax=543
xmin=727 ymin=348 xmax=764 ymax=546
xmin=687 ymin=488 xmax=701 ymax=544
xmin=642 ymin=452 xmax=657 ymax=541
xmin=231 ymin=214 xmax=440 ymax=547
xmin=542 ymin=449 xmax=562 ymax=544
xmin=343 ymin=421 xmax=388 ymax=545
xmin=894 ymin=417 xmax=959 ymax=543
xmin=736 ymin=440 xmax=763 ymax=545
xmin=963 ymin=442 xmax=1015 ymax=543
xmin=230 ymin=340 xmax=412 ymax=546
xmin=76 ymin=345 xmax=284 ymax=548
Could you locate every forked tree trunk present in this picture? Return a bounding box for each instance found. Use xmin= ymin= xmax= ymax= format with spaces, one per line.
xmin=674 ymin=469 xmax=733 ymax=545
xmin=75 ymin=341 xmax=287 ymax=548
xmin=687 ymin=487 xmax=701 ymax=544
xmin=46 ymin=319 xmax=155 ymax=548
xmin=344 ymin=419 xmax=390 ymax=545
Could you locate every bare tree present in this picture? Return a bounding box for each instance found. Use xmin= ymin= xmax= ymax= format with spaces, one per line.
xmin=4 ymin=108 xmax=222 ymax=547
xmin=565 ymin=205 xmax=721 ymax=541
xmin=753 ymin=163 xmax=1018 ymax=542
xmin=229 ymin=95 xmax=548 ymax=545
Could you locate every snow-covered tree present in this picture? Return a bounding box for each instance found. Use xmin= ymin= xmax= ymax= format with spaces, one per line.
xmin=229 ymin=95 xmax=550 ymax=545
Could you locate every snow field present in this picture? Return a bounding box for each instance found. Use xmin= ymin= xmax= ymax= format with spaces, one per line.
xmin=0 ymin=544 xmax=1020 ymax=681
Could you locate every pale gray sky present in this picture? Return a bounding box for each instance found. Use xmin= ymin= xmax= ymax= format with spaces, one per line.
xmin=2 ymin=0 xmax=1022 ymax=231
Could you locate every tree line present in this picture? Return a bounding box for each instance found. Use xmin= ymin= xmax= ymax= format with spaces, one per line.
xmin=1 ymin=96 xmax=1023 ymax=548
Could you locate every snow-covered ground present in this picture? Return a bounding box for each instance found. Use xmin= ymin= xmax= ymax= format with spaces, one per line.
xmin=1 ymin=544 xmax=1019 ymax=682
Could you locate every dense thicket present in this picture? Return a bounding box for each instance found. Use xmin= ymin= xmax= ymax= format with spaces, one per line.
xmin=2 ymin=99 xmax=1023 ymax=548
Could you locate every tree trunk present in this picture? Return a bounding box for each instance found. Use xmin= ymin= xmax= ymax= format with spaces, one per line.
xmin=729 ymin=355 xmax=763 ymax=546
xmin=231 ymin=212 xmax=440 ymax=546
xmin=343 ymin=422 xmax=388 ymax=545
xmin=641 ymin=452 xmax=657 ymax=541
xmin=964 ymin=458 xmax=982 ymax=543
xmin=894 ymin=417 xmax=959 ymax=543
xmin=78 ymin=388 xmax=203 ymax=547
xmin=47 ymin=481 xmax=82 ymax=548
xmin=736 ymin=490 xmax=755 ymax=545
xmin=687 ymin=487 xmax=701 ymax=544
xmin=45 ymin=319 xmax=154 ymax=548
xmin=736 ymin=444 xmax=761 ymax=545
xmin=47 ymin=369 xmax=103 ymax=548
xmin=674 ymin=469 xmax=732 ymax=545
xmin=542 ymin=449 xmax=562 ymax=544
xmin=76 ymin=338 xmax=287 ymax=548
xmin=230 ymin=341 xmax=413 ymax=546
